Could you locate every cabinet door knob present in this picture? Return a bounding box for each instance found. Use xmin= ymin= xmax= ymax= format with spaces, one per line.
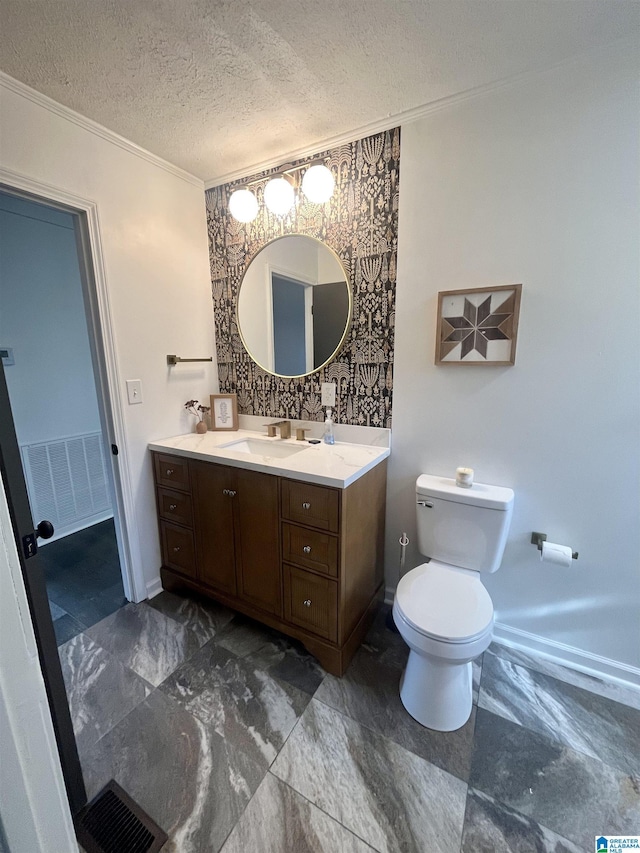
xmin=173 ymin=546 xmax=181 ymax=552
xmin=302 ymin=501 xmax=311 ymax=510
xmin=169 ymin=504 xmax=177 ymax=511
xmin=222 ymin=489 xmax=229 ymax=496
xmin=228 ymin=490 xmax=237 ymax=498
xmin=303 ymin=599 xmax=312 ymax=607
xmin=303 ymin=545 xmax=311 ymax=554
xmin=166 ymin=468 xmax=174 ymax=476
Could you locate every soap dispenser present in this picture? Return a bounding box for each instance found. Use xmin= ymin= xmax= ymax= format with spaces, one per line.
xmin=323 ymin=407 xmax=335 ymax=445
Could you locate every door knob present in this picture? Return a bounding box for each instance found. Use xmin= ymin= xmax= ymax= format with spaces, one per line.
xmin=302 ymin=502 xmax=311 ymax=510
xmin=303 ymin=599 xmax=312 ymax=607
xmin=36 ymin=520 xmax=54 ymax=539
xmin=303 ymin=545 xmax=312 ymax=554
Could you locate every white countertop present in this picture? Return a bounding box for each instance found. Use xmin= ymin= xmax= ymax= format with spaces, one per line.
xmin=148 ymin=429 xmax=390 ymax=488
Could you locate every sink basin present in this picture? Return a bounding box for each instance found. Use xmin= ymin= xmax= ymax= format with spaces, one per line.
xmin=220 ymin=438 xmax=309 ymax=458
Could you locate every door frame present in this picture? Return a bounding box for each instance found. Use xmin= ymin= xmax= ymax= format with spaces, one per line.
xmin=0 ymin=166 xmax=144 ymax=602
xmin=267 ymin=263 xmax=315 ymax=375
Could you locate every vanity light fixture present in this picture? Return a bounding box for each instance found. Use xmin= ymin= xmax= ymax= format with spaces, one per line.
xmin=228 ymin=187 xmax=259 ymax=223
xmin=301 ymin=162 xmax=335 ymax=203
xmin=228 ymin=161 xmax=336 ymax=223
xmin=263 ymin=174 xmax=295 ymax=216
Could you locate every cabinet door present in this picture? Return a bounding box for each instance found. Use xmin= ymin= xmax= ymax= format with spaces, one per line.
xmin=160 ymin=521 xmax=196 ymax=578
xmin=234 ymin=468 xmax=282 ymax=616
xmin=283 ymin=564 xmax=338 ymax=641
xmin=191 ymin=461 xmax=237 ymax=595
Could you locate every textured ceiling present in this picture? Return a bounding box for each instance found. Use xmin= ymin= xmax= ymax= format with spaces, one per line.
xmin=0 ymin=1 xmax=638 ymax=183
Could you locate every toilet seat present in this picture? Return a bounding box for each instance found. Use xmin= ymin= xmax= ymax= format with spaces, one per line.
xmin=395 ymin=561 xmax=494 ymax=643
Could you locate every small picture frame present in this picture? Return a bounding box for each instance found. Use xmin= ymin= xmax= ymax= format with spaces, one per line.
xmin=209 ymin=393 xmax=239 ymax=431
xmin=436 ymin=283 xmax=522 ymax=366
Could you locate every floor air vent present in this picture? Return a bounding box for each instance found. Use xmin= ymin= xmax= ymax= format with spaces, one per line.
xmin=75 ymin=780 xmax=168 ymax=853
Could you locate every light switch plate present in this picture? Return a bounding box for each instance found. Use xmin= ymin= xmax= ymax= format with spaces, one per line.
xmin=321 ymin=382 xmax=336 ymax=407
xmin=126 ymin=379 xmax=143 ymax=405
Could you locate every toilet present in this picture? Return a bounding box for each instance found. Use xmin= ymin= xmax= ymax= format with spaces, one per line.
xmin=393 ymin=473 xmax=514 ymax=731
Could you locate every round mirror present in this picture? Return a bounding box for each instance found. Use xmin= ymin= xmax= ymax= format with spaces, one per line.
xmin=237 ymin=235 xmax=351 ymax=378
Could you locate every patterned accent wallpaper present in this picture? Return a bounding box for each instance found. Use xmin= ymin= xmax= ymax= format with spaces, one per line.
xmin=204 ymin=128 xmax=400 ymax=428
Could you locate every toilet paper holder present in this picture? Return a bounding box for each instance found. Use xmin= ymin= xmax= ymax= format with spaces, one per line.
xmin=531 ymin=532 xmax=578 ymax=560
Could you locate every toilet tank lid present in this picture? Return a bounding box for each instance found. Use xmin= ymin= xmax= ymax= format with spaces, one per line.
xmin=416 ymin=474 xmax=514 ymax=510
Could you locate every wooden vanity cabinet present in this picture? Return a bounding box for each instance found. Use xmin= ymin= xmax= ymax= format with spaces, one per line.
xmin=153 ymin=452 xmax=387 ymax=676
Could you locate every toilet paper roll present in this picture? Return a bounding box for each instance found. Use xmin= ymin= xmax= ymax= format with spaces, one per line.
xmin=540 ymin=541 xmax=573 ymax=568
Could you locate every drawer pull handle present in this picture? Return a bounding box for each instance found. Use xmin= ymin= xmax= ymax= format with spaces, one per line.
xmin=303 ymin=545 xmax=312 ymax=554
xmin=302 ymin=501 xmax=311 ymax=510
xmin=166 ymin=468 xmax=174 ymax=476
xmin=303 ymin=599 xmax=312 ymax=607
xmin=173 ymin=546 xmax=181 ymax=553
xmin=169 ymin=504 xmax=177 ymax=511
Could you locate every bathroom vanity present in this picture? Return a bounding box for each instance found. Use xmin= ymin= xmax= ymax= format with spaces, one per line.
xmin=149 ymin=430 xmax=389 ymax=675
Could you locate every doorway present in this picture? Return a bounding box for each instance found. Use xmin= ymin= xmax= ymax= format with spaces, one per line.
xmin=0 ymin=191 xmax=128 ymax=643
xmin=271 ymin=272 xmax=309 ymax=376
xmin=0 ymin=175 xmax=140 ymax=822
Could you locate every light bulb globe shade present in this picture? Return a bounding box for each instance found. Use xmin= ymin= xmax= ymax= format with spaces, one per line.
xmin=229 ymin=188 xmax=259 ymax=223
xmin=263 ymin=176 xmax=295 ymax=216
xmin=301 ymin=164 xmax=335 ymax=203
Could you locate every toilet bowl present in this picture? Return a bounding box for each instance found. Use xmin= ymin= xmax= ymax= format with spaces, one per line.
xmin=393 ymin=560 xmax=494 ymax=730
xmin=394 ymin=473 xmax=514 ymax=732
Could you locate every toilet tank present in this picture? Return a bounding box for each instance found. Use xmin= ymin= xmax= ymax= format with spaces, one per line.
xmin=416 ymin=474 xmax=514 ymax=573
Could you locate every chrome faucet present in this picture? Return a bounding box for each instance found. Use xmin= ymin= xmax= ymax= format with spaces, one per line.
xmin=265 ymin=420 xmax=291 ymax=439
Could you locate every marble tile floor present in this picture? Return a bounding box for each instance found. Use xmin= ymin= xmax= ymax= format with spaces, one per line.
xmin=60 ymin=594 xmax=640 ymax=853
xmin=41 ymin=519 xmax=127 ymax=645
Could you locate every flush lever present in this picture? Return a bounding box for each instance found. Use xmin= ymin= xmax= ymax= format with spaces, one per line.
xmin=417 ymin=500 xmax=433 ymax=508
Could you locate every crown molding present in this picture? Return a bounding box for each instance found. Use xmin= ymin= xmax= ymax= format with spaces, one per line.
xmin=204 ymin=70 xmax=530 ymax=188
xmin=205 ymin=33 xmax=638 ymax=190
xmin=0 ymin=72 xmax=204 ymax=189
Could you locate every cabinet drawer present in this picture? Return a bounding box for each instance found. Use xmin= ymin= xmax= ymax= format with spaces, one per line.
xmin=154 ymin=453 xmax=190 ymax=492
xmin=282 ymin=523 xmax=338 ymax=577
xmin=161 ymin=521 xmax=196 ymax=578
xmin=281 ymin=480 xmax=339 ymax=533
xmin=157 ymin=487 xmax=193 ymax=527
xmin=283 ymin=564 xmax=337 ymax=642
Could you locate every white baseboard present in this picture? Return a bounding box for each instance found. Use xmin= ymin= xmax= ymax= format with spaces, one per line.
xmin=145 ymin=577 xmax=164 ymax=600
xmin=383 ymin=584 xmax=639 ymax=691
xmin=492 ymin=622 xmax=640 ymax=690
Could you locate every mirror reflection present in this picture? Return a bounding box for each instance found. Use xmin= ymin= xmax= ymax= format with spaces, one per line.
xmin=237 ymin=235 xmax=351 ymax=378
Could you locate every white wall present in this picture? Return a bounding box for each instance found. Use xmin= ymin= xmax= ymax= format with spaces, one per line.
xmin=390 ymin=43 xmax=640 ymax=680
xmin=317 ymin=244 xmax=344 ymax=284
xmin=0 ymin=194 xmax=102 ymax=445
xmin=0 ymin=77 xmax=216 ymax=598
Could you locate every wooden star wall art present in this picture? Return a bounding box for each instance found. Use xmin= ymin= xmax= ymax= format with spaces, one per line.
xmin=436 ymin=284 xmax=522 ymax=365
